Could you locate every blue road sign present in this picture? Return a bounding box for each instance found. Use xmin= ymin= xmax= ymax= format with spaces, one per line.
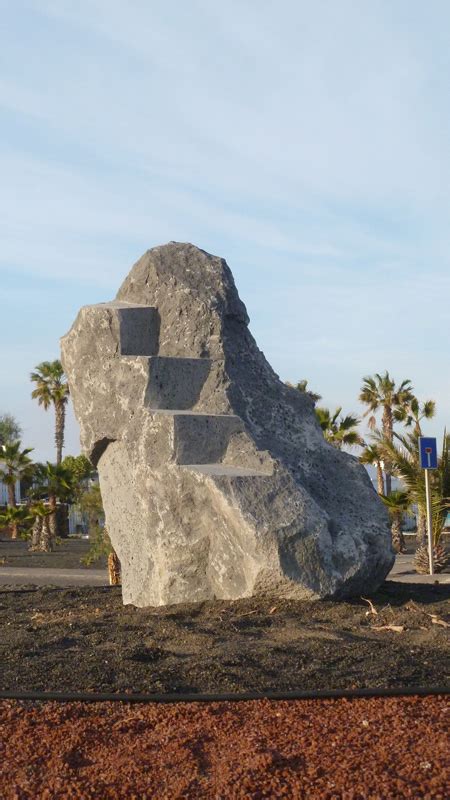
xmin=419 ymin=437 xmax=438 ymax=469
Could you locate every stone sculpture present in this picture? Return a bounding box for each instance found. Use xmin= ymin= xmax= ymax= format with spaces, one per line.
xmin=61 ymin=242 xmax=393 ymax=606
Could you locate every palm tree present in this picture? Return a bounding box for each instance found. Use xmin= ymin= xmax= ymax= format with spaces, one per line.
xmin=394 ymin=396 xmax=436 ymax=435
xmin=0 ymin=505 xmax=33 ymax=541
xmin=374 ymin=428 xmax=449 ymax=550
xmin=0 ymin=442 xmax=34 ymax=537
xmin=315 ymin=407 xmax=365 ymax=450
xmin=373 ymin=428 xmax=425 ymax=545
xmin=31 ymin=361 xmax=70 ymax=464
xmin=432 ymin=430 xmax=450 ymax=540
xmin=380 ymin=489 xmax=410 ymax=553
xmin=80 ymin=483 xmax=121 ymax=584
xmin=29 ymin=462 xmax=75 ymax=551
xmin=61 ymin=454 xmax=96 ymax=502
xmin=288 ymin=379 xmax=322 ymax=405
xmin=0 ymin=413 xmax=22 ymax=447
xmin=359 ymin=372 xmax=413 ymax=495
xmin=28 ymin=501 xmax=53 ymax=552
xmin=360 ymin=443 xmax=385 ymax=495
xmin=412 ymin=431 xmax=450 ymax=573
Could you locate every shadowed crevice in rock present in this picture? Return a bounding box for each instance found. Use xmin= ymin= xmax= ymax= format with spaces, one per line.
xmin=61 ymin=242 xmax=393 ymax=607
xmin=91 ymin=437 xmax=116 ymax=468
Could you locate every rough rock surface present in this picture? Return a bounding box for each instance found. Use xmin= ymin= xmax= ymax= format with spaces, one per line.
xmin=61 ymin=242 xmax=393 ymax=606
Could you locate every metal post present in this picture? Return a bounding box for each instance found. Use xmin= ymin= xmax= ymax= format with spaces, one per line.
xmin=424 ymin=469 xmax=434 ymax=575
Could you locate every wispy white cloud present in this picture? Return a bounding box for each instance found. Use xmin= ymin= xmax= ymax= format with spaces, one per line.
xmin=1 ymin=0 xmax=449 ymax=458
xmin=1 ymin=1 xmax=447 ymax=210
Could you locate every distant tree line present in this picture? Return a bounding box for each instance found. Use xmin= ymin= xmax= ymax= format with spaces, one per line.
xmin=0 ymin=360 xmax=119 ymax=583
xmin=1 ymin=361 xmax=448 ymax=576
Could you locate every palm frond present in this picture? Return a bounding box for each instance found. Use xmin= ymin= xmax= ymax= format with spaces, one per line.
xmin=315 ymin=406 xmax=363 ymax=450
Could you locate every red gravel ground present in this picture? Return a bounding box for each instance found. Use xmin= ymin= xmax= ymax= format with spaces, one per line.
xmin=1 ymin=696 xmax=448 ymax=799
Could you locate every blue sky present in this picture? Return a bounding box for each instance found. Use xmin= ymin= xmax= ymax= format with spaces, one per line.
xmin=1 ymin=0 xmax=449 ymax=461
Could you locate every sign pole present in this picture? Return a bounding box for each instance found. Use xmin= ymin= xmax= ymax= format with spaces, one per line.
xmin=424 ymin=469 xmax=434 ymax=575
xmin=418 ymin=437 xmax=438 ymax=576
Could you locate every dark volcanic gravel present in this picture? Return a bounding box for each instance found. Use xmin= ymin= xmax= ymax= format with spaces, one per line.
xmin=1 ymin=582 xmax=448 ymax=695
xmin=1 ymin=695 xmax=448 ymax=798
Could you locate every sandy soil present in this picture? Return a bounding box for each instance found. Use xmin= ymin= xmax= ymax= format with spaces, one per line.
xmin=1 ymin=695 xmax=448 ymax=798
xmin=1 ymin=582 xmax=448 ymax=695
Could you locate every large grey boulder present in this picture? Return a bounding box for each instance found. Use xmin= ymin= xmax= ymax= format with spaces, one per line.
xmin=61 ymin=242 xmax=393 ymax=606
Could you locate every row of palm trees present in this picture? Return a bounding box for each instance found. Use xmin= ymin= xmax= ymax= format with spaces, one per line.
xmin=0 ymin=360 xmax=72 ymax=548
xmin=0 ymin=361 xmax=121 ymax=580
xmin=2 ymin=364 xmax=448 ymax=568
xmin=293 ymin=372 xmax=449 ymax=570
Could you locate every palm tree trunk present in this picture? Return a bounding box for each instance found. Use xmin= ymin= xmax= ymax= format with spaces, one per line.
xmin=376 ymin=463 xmax=384 ymax=495
xmin=7 ymin=480 xmax=16 ymax=508
xmin=382 ymin=406 xmax=393 ymax=495
xmin=41 ymin=516 xmax=52 ymax=552
xmin=29 ymin=517 xmax=43 ymax=551
xmin=48 ymin=495 xmax=57 ymax=548
xmin=391 ymin=514 xmax=405 ymax=553
xmin=55 ymin=401 xmax=65 ymax=465
xmin=416 ymin=509 xmax=427 ymax=548
xmin=108 ymin=550 xmax=121 ymax=585
xmin=7 ymin=478 xmax=16 ymax=537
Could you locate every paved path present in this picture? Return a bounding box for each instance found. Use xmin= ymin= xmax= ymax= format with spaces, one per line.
xmin=0 ymin=567 xmax=108 ymax=587
xmin=0 ymin=554 xmax=448 ymax=587
xmin=388 ymin=553 xmax=450 ymax=584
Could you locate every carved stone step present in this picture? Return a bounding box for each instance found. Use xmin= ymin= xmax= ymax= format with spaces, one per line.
xmin=143 ymin=356 xmax=210 ymax=410
xmin=168 ymin=413 xmax=244 ymax=465
xmin=65 ymin=301 xmax=160 ymax=357
xmin=116 ymin=304 xmax=159 ymax=356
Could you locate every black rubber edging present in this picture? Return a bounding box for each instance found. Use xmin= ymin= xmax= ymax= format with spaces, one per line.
xmin=0 ymin=686 xmax=448 ymax=705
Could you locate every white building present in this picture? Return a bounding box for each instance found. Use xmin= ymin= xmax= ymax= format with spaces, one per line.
xmin=0 ymin=480 xmax=21 ymax=505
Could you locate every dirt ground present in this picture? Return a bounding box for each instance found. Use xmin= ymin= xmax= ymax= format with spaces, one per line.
xmin=1 ymin=582 xmax=448 ymax=695
xmin=2 ymin=535 xmax=448 ymax=574
xmin=1 ymin=695 xmax=448 ymax=799
xmin=0 ymin=538 xmax=106 ymax=570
